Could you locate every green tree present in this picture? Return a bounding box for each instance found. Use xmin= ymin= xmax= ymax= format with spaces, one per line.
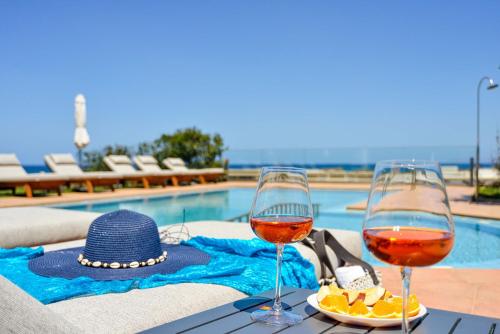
xmin=153 ymin=127 xmax=226 ymax=168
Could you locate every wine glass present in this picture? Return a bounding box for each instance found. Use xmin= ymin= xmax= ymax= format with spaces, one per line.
xmin=363 ymin=160 xmax=454 ymax=333
xmin=249 ymin=167 xmax=314 ymax=326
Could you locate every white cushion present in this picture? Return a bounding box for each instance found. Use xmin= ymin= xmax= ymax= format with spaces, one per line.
xmin=167 ymin=158 xmax=186 ymax=167
xmin=0 ymin=154 xmax=21 ymax=166
xmin=0 ymin=154 xmax=27 ymax=178
xmin=0 ymin=207 xmax=100 ymax=248
xmin=49 ymin=154 xmax=77 ymax=165
xmin=49 ymin=283 xmax=245 ymax=334
xmin=107 ymin=155 xmax=132 ymax=165
xmin=0 ymin=165 xmax=28 ymax=178
xmin=0 ymin=276 xmax=82 ymax=333
xmin=45 ymin=154 xmax=83 ymax=176
xmin=104 ymin=156 xmax=137 ymax=174
xmin=136 ymin=155 xmax=158 ymax=165
xmin=163 ymin=158 xmax=188 ymax=171
xmin=134 ymin=156 xmax=162 ymax=172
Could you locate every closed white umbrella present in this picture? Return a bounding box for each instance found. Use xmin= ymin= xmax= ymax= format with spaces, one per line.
xmin=74 ymin=94 xmax=90 ymax=165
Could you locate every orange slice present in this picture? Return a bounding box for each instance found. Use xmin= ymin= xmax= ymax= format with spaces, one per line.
xmin=328 ymin=284 xmax=344 ymax=296
xmin=349 ymin=300 xmax=370 ymax=317
xmin=408 ymin=295 xmax=420 ymax=317
xmin=390 ymin=295 xmax=420 ymax=318
xmin=372 ymin=300 xmax=397 ymax=318
xmin=319 ymin=294 xmax=349 ymax=314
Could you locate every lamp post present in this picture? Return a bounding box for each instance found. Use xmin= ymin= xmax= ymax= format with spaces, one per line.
xmin=475 ymin=77 xmax=498 ymax=200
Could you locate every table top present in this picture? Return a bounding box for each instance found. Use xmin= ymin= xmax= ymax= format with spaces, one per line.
xmin=141 ymin=287 xmax=498 ymax=334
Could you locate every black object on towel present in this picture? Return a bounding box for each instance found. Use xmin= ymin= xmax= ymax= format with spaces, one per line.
xmin=301 ymin=229 xmax=379 ymax=286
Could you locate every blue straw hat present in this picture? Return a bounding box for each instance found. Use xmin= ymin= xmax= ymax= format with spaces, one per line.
xmin=29 ymin=210 xmax=210 ymax=280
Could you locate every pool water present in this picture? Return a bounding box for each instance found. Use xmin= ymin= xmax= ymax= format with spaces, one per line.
xmin=60 ymin=188 xmax=500 ymax=268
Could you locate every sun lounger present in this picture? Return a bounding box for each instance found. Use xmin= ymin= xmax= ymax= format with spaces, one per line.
xmin=44 ymin=154 xmax=121 ymax=193
xmin=134 ymin=155 xmax=198 ymax=186
xmin=0 ymin=220 xmax=360 ymax=333
xmin=162 ymin=157 xmax=225 ymax=183
xmin=103 ymin=155 xmax=174 ymax=188
xmin=0 ymin=154 xmax=67 ymax=197
xmin=442 ymin=165 xmax=469 ymax=183
xmin=479 ymin=168 xmax=499 ymax=185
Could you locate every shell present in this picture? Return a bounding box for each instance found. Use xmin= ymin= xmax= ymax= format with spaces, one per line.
xmin=87 ymin=261 xmax=93 ymax=267
xmin=155 ymin=258 xmax=160 ymax=263
xmin=77 ymin=254 xmax=84 ymax=261
xmin=163 ymin=251 xmax=168 ymax=257
xmin=129 ymin=261 xmax=140 ymax=268
xmin=141 ymin=262 xmax=146 ymax=266
xmin=147 ymin=258 xmax=155 ymax=266
xmin=92 ymin=261 xmax=102 ymax=268
xmin=122 ymin=263 xmax=128 ymax=268
xmin=159 ymin=255 xmax=165 ymax=262
xmin=103 ymin=263 xmax=109 ymax=268
xmin=80 ymin=259 xmax=89 ymax=265
xmin=110 ymin=262 xmax=120 ymax=269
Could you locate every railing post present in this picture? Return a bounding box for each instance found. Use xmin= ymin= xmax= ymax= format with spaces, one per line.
xmin=469 ymin=157 xmax=474 ymax=186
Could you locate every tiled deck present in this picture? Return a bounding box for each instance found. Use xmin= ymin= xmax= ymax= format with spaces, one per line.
xmin=346 ymin=185 xmax=500 ymax=220
xmin=377 ymin=266 xmax=500 ymax=318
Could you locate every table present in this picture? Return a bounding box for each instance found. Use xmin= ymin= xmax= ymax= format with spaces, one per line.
xmin=141 ymin=287 xmax=499 ymax=334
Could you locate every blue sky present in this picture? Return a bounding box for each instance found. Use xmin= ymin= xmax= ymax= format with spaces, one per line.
xmin=1 ymin=1 xmax=499 ymax=164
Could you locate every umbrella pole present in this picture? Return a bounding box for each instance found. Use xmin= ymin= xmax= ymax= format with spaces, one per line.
xmin=78 ymin=149 xmax=82 ymax=168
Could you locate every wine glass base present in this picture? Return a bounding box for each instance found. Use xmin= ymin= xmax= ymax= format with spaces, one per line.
xmin=251 ymin=309 xmax=303 ymax=326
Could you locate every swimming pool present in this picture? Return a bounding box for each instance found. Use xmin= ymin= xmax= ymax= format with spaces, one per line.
xmin=59 ymin=188 xmax=500 ymax=268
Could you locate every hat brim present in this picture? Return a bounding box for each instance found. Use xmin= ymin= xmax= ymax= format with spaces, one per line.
xmin=28 ymin=244 xmax=210 ymax=281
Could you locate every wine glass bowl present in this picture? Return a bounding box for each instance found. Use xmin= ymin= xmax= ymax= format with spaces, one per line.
xmin=363 ymin=160 xmax=454 ymax=333
xmin=249 ymin=167 xmax=314 ymax=326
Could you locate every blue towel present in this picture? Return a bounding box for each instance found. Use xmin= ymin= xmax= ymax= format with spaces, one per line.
xmin=0 ymin=237 xmax=318 ymax=304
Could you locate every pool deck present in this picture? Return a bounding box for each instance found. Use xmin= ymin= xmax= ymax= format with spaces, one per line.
xmin=0 ymin=181 xmax=499 ymax=318
xmin=347 ymin=185 xmax=500 ymax=220
xmin=377 ymin=266 xmax=500 ymax=318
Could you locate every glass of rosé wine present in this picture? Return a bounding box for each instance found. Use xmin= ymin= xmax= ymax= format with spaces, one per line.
xmin=249 ymin=167 xmax=314 ymax=326
xmin=363 ymin=160 xmax=454 ymax=333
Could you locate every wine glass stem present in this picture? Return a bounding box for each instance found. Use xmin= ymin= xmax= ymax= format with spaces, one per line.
xmin=272 ymin=243 xmax=284 ymax=314
xmin=400 ymin=266 xmax=412 ymax=334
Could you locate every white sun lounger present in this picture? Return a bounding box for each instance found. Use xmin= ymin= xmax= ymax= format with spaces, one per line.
xmin=134 ymin=155 xmax=199 ymax=186
xmin=44 ymin=154 xmax=121 ymax=193
xmin=0 ymin=154 xmax=67 ymax=197
xmin=162 ymin=157 xmax=225 ymax=183
xmin=104 ymin=155 xmax=174 ymax=188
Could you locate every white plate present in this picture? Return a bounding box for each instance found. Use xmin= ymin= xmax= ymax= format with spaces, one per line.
xmin=307 ymin=293 xmax=427 ymax=328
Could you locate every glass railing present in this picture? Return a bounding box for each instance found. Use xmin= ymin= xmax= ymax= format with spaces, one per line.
xmin=225 ymin=146 xmax=481 ymax=170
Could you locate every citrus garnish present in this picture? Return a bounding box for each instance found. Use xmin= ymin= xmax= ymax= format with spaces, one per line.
xmin=319 ymin=294 xmax=349 ymax=314
xmin=349 ymin=300 xmax=370 ymax=317
xmin=316 ymin=285 xmax=421 ymax=319
xmin=389 ymin=295 xmax=420 ymax=318
xmin=372 ymin=300 xmax=397 ymax=318
xmin=328 ymin=284 xmax=344 ymax=296
xmin=316 ymin=285 xmax=331 ymax=303
xmin=408 ymin=295 xmax=420 ymax=317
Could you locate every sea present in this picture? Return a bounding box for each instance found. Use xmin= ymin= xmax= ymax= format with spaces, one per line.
xmin=24 ymin=162 xmax=493 ymax=173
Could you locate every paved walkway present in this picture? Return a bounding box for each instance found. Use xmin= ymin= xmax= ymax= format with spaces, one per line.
xmin=376 ymin=266 xmax=500 ymax=318
xmin=347 ymin=185 xmax=500 ymax=220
